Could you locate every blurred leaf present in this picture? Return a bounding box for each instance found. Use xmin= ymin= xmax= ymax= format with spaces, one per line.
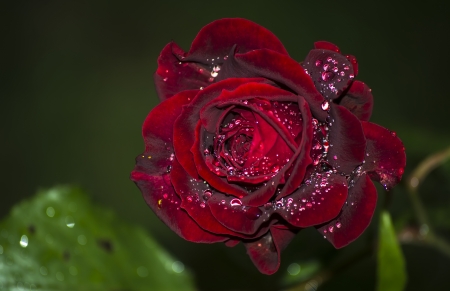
xmin=0 ymin=186 xmax=195 ymax=291
xmin=281 ymin=260 xmax=320 ymax=286
xmin=376 ymin=211 xmax=407 ymax=291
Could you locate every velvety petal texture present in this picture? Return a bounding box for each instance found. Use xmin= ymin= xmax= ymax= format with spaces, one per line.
xmin=132 ymin=18 xmax=406 ymax=275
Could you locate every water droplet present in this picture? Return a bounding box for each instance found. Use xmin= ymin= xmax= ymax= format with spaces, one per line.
xmin=137 ymin=266 xmax=149 ymax=277
xmin=221 ymin=200 xmax=226 ymax=205
xmin=336 ymin=221 xmax=342 ymax=228
xmin=163 ymin=193 xmax=168 ymax=199
xmin=172 ymin=261 xmax=185 ymax=273
xmin=349 ymin=74 xmax=355 ymax=79
xmin=46 ymin=207 xmax=55 ymax=217
xmin=163 ymin=77 xmax=168 ymax=82
xmin=328 ymin=226 xmax=334 ymax=233
xmin=199 ymin=202 xmax=206 ymax=208
xmin=321 ymin=101 xmax=330 ymax=111
xmin=315 ymin=60 xmax=322 ymax=67
xmin=230 ymin=198 xmax=242 ymax=207
xmin=77 ymin=235 xmax=87 ymax=245
xmin=20 ymin=235 xmax=28 ymax=248
xmin=56 ymin=271 xmax=64 ymax=281
xmin=203 ymin=190 xmax=212 ymax=200
xmin=287 ymin=263 xmax=301 ymax=276
xmin=271 ymin=165 xmax=280 ymax=173
xmin=333 ymin=155 xmax=338 ymax=160
xmin=40 ymin=266 xmax=48 ymax=276
xmin=186 ymin=196 xmax=193 ymax=203
xmin=65 ymin=216 xmax=75 ymax=228
xmin=245 ymin=207 xmax=262 ymax=220
xmin=321 ymin=71 xmax=335 ymax=81
xmin=305 ymin=202 xmax=313 ymax=208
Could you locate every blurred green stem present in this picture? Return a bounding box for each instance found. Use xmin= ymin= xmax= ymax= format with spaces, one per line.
xmin=406 ymin=146 xmax=450 ymax=258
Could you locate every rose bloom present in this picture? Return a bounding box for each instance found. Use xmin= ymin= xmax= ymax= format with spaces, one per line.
xmin=131 ymin=18 xmax=406 ymax=274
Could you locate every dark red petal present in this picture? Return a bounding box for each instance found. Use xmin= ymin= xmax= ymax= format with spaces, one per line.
xmin=317 ymin=174 xmax=377 ymax=248
xmin=302 ymin=49 xmax=355 ymax=100
xmin=131 ymin=171 xmax=226 ymax=243
xmin=188 ymin=18 xmax=289 ymax=61
xmin=244 ymin=226 xmax=297 ymax=275
xmin=234 ymin=49 xmax=328 ymax=121
xmin=361 ymin=122 xmax=406 ymax=189
xmin=207 ymin=193 xmax=268 ymax=235
xmin=338 ymin=81 xmax=373 ymax=121
xmin=170 ymin=158 xmax=246 ymax=237
xmin=327 ymin=104 xmax=366 ymax=174
xmin=275 ymin=174 xmax=348 ymax=227
xmin=314 ymin=41 xmax=340 ymax=52
xmin=131 ymin=91 xmax=226 ymax=243
xmin=154 ymin=42 xmax=210 ymax=101
xmin=277 ymin=96 xmax=314 ymax=197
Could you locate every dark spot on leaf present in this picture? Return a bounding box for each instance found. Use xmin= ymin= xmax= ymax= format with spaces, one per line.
xmin=28 ymin=225 xmax=36 ymax=234
xmin=63 ymin=250 xmax=70 ymax=261
xmin=97 ymin=238 xmax=113 ymax=253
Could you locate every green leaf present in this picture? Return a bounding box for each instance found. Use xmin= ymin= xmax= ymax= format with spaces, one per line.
xmin=376 ymin=211 xmax=407 ymax=291
xmin=0 ymin=186 xmax=196 ymax=291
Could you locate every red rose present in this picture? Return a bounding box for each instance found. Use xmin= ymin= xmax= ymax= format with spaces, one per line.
xmin=131 ymin=18 xmax=406 ymax=274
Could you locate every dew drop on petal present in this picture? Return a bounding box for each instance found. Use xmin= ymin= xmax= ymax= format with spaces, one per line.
xmin=46 ymin=207 xmax=55 ymax=217
xmin=336 ymin=221 xmax=342 ymax=228
xmin=230 ymin=198 xmax=242 ymax=207
xmin=328 ymin=226 xmax=334 ymax=233
xmin=315 ymin=60 xmax=322 ymax=67
xmin=321 ymin=101 xmax=330 ymax=111
xmin=199 ymin=202 xmax=206 ymax=208
xmin=305 ymin=202 xmax=313 ymax=208
xmin=203 ymin=190 xmax=212 ymax=200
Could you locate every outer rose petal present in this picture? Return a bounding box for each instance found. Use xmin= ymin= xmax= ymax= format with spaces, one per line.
xmin=244 ymin=226 xmax=297 ymax=275
xmin=317 ymin=174 xmax=377 ymax=248
xmin=170 ymin=158 xmax=250 ymax=238
xmin=275 ymin=174 xmax=348 ymax=228
xmin=233 ymin=49 xmax=328 ymax=121
xmin=302 ymin=48 xmax=355 ymax=100
xmin=155 ymin=42 xmax=210 ymax=101
xmin=188 ymin=18 xmax=289 ymax=60
xmin=362 ymin=122 xmax=406 ymax=189
xmin=131 ymin=172 xmax=226 ymax=243
xmin=327 ymin=104 xmax=366 ymax=174
xmin=131 ymin=91 xmax=226 ymax=243
xmin=338 ymin=80 xmax=373 ymax=121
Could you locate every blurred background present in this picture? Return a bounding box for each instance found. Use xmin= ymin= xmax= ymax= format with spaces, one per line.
xmin=2 ymin=0 xmax=450 ymax=290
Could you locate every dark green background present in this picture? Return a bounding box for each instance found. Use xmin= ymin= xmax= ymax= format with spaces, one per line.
xmin=2 ymin=1 xmax=450 ymax=290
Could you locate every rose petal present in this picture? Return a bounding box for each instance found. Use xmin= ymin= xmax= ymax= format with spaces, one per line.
xmin=314 ymin=41 xmax=340 ymax=52
xmin=170 ymin=158 xmax=249 ymax=237
xmin=361 ymin=122 xmax=406 ymax=190
xmin=233 ymin=49 xmax=328 ymax=121
xmin=154 ymin=42 xmax=211 ymax=101
xmin=207 ymin=193 xmax=268 ymax=235
xmin=275 ymin=174 xmax=348 ymax=227
xmin=317 ymin=174 xmax=377 ymax=248
xmin=131 ymin=91 xmax=226 ymax=243
xmin=188 ymin=18 xmax=289 ymax=61
xmin=327 ymin=104 xmax=366 ymax=174
xmin=338 ymin=80 xmax=373 ymax=121
xmin=302 ymin=48 xmax=355 ymax=100
xmin=131 ymin=171 xmax=226 ymax=243
xmin=244 ymin=226 xmax=297 ymax=275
